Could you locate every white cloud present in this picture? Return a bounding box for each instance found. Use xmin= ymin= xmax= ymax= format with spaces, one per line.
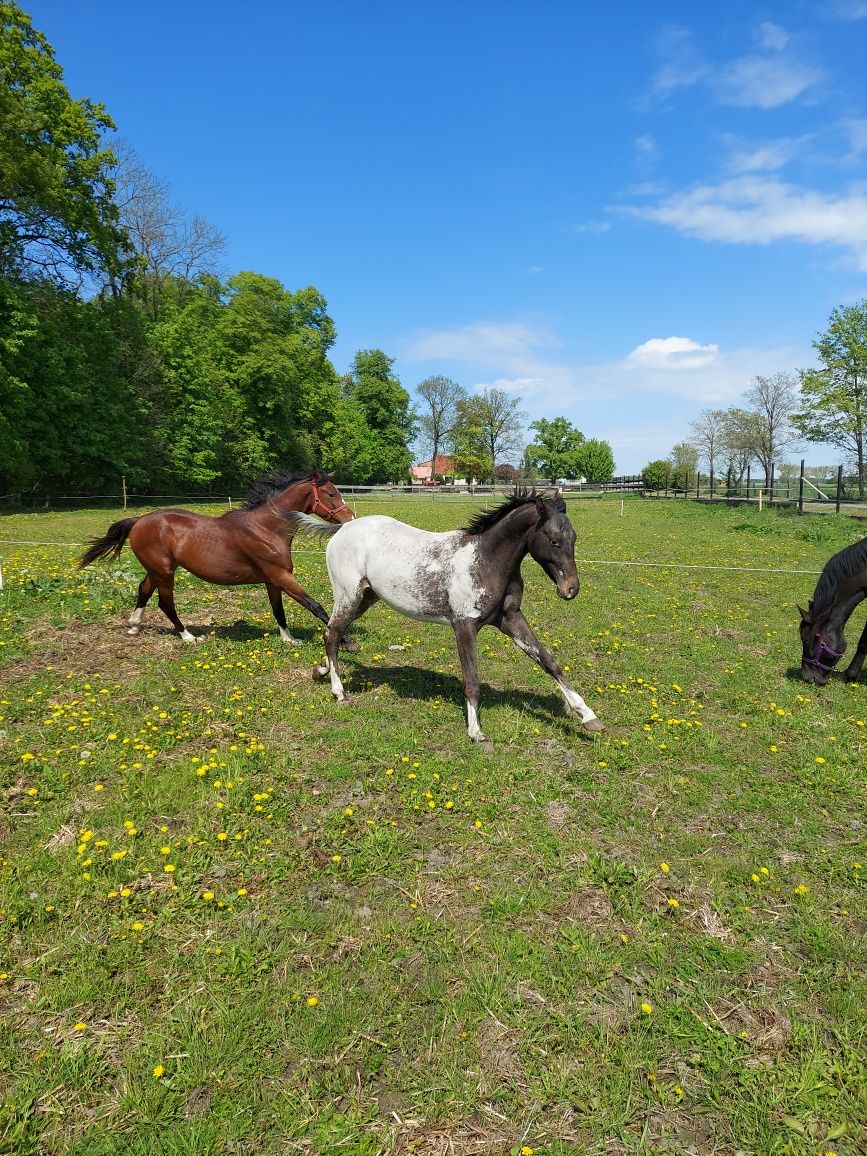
xmin=627 ymin=336 xmax=719 ymax=370
xmin=646 ymin=22 xmax=822 ymax=110
xmin=755 ymin=21 xmax=790 ymax=51
xmin=830 ymin=1 xmax=867 ymax=20
xmin=648 ymin=26 xmax=709 ymax=97
xmin=711 ymin=54 xmax=823 ymax=108
xmin=620 ymin=176 xmax=867 ymax=268
xmin=723 ymin=135 xmax=804 ymax=173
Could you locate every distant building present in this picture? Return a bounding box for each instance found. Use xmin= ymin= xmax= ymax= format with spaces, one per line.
xmin=411 ymin=455 xmax=459 ymax=483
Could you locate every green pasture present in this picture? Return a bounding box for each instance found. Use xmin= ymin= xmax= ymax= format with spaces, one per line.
xmin=1 ymin=496 xmax=865 ymax=1155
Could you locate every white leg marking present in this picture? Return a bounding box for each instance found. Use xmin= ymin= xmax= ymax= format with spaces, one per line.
xmin=466 ymin=701 xmax=487 ymax=743
xmin=180 ymin=629 xmax=196 ymax=643
xmin=278 ymin=626 xmax=301 ymax=644
xmin=329 ymin=664 xmax=347 ymax=701
xmin=129 ymin=606 xmax=144 ymax=626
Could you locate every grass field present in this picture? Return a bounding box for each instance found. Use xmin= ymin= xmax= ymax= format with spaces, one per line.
xmin=1 ymin=495 xmax=865 ymax=1155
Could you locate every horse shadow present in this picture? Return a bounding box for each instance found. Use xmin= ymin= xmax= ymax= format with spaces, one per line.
xmin=339 ymin=660 xmax=577 ymax=731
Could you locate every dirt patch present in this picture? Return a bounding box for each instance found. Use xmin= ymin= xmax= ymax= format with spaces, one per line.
xmin=476 ymin=1019 xmax=528 ymax=1092
xmin=713 ymin=997 xmax=792 ymax=1052
xmin=554 ymin=885 xmax=614 ymax=927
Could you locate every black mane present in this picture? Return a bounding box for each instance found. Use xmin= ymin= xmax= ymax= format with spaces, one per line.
xmin=244 ymin=469 xmax=329 ymax=509
xmin=811 ymin=537 xmax=867 ymax=621
xmin=463 ymin=488 xmax=566 ymax=536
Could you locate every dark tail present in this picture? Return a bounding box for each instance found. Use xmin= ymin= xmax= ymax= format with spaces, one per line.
xmin=78 ymin=518 xmax=138 ymax=569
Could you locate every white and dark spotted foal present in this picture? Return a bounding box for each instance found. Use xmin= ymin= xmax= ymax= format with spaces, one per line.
xmin=286 ymin=489 xmax=603 ymax=743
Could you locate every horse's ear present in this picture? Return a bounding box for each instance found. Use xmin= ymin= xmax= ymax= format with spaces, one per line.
xmin=535 ymin=493 xmax=548 ymax=520
xmin=797 ymin=605 xmax=810 ymax=621
xmin=555 ymin=487 xmax=563 ymax=498
xmin=327 ymin=470 xmax=336 ymax=478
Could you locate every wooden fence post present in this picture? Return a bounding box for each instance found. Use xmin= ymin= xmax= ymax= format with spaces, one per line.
xmin=836 ymin=464 xmax=843 ymax=515
xmin=798 ymin=459 xmax=805 ymax=515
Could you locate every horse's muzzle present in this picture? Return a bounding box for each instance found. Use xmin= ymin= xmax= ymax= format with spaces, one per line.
xmin=557 ymin=577 xmax=579 ymax=600
xmin=801 ymin=663 xmax=829 ymax=686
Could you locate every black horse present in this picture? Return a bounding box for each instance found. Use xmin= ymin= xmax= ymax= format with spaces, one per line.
xmin=287 ymin=488 xmax=604 ymax=743
xmin=799 ymin=537 xmax=867 ymax=684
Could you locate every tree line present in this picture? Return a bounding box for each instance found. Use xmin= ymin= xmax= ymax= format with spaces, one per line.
xmin=642 ymin=300 xmax=867 ymax=499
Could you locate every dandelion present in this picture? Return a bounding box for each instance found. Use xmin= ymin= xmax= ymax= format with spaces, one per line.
xmin=815 ymin=756 xmax=826 ymax=764
xmin=521 ymin=1147 xmax=534 ymax=1155
xmin=306 ymin=995 xmax=319 ymax=1006
xmin=794 ymin=883 xmax=809 ymax=895
xmin=72 ymin=1022 xmax=88 ymax=1032
xmin=667 ymin=897 xmax=679 ymax=909
xmin=164 ymin=864 xmax=176 ymax=873
xmin=202 ymin=891 xmax=215 ymax=901
xmin=153 ymin=1064 xmax=165 ymax=1078
xmin=331 ymin=854 xmax=341 ymax=863
xmin=659 ymin=862 xmax=670 ymax=873
xmin=640 ymin=1002 xmax=653 ymax=1015
xmin=131 ymin=921 xmax=145 ymax=931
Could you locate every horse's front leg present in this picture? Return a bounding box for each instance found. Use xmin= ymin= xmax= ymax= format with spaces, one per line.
xmin=270 ymin=570 xmax=358 ymax=650
xmin=843 ymin=618 xmax=867 ymax=680
xmin=264 ymin=583 xmax=302 ymax=645
xmin=497 ymin=608 xmax=604 ymax=733
xmin=452 ymin=620 xmax=486 ymax=742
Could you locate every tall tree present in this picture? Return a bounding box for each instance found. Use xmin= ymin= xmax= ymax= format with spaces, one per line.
xmin=721 ymin=406 xmax=757 ymax=487
xmin=794 ymin=300 xmax=867 ymax=498
xmin=669 ymin=441 xmax=698 ymax=491
xmin=110 ymin=142 xmax=226 ymax=319
xmin=577 ymin=438 xmax=615 ymax=484
xmin=743 ymin=372 xmax=799 ymax=483
xmin=689 ymin=408 xmax=728 ymax=483
xmin=452 ymin=388 xmax=526 ymax=482
xmin=525 ymin=416 xmax=585 ymax=482
xmin=0 ymin=1 xmax=128 ymax=285
xmin=415 ymin=374 xmax=466 ymax=477
xmin=343 ymin=349 xmax=416 ymax=482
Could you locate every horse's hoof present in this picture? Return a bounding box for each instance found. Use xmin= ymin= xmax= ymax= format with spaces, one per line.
xmin=313 ymin=664 xmax=329 ymax=680
xmin=127 ymin=627 xmax=140 ymax=636
xmin=180 ymin=631 xmax=197 ymax=643
xmin=583 ymin=718 xmax=605 ymax=734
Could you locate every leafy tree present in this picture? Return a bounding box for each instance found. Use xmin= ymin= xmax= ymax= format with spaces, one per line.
xmin=452 ymin=388 xmax=526 ymax=482
xmin=416 ymin=374 xmax=466 ymax=478
xmin=641 ymin=459 xmax=671 ymax=491
xmin=0 ymin=1 xmax=128 ymax=285
xmin=794 ymin=300 xmax=867 ymax=498
xmin=720 ymin=406 xmax=757 ymax=488
xmin=1 ymin=284 xmax=151 ymax=492
xmin=669 ymin=442 xmax=698 ymax=491
xmin=577 ymin=438 xmax=615 ymax=484
xmin=525 ymin=416 xmax=585 ymax=481
xmin=343 ymin=349 xmax=415 ymax=482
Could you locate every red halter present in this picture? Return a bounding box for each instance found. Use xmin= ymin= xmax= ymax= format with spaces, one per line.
xmin=310 ymin=478 xmax=351 ymax=522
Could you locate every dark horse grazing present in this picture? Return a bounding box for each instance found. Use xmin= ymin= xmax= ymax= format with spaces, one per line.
xmin=78 ymin=470 xmax=354 ymax=643
xmin=288 ymin=488 xmax=604 ymax=742
xmin=799 ymin=537 xmax=867 ymax=684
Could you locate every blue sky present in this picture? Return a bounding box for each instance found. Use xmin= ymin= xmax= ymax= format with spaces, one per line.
xmin=31 ymin=0 xmax=867 ymax=472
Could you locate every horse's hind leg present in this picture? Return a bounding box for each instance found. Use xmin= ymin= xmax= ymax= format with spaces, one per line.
xmin=154 ymin=574 xmax=196 ymax=642
xmin=265 ymin=583 xmax=302 ymax=644
xmin=318 ymin=585 xmax=378 ymax=701
xmin=453 ymin=619 xmax=486 ymax=742
xmin=127 ymin=574 xmax=156 ymax=635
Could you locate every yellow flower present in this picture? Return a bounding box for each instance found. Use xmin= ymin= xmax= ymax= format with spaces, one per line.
xmin=659 ymin=862 xmax=670 ymax=873
xmin=331 ymin=854 xmax=342 ymax=863
xmin=202 ymin=891 xmax=214 ymax=901
xmin=164 ymin=864 xmax=176 ymax=873
xmin=794 ymin=883 xmax=809 ymax=895
xmin=521 ymin=1147 xmax=534 ymax=1155
xmin=306 ymin=996 xmax=319 ymax=1007
xmin=153 ymin=1064 xmax=165 ymax=1078
xmin=131 ymin=921 xmax=145 ymax=931
xmin=815 ymin=756 xmax=826 ymax=764
xmin=667 ymin=897 xmax=679 ymax=909
xmin=72 ymin=1022 xmax=88 ymax=1032
xmin=640 ymin=1002 xmax=653 ymax=1015
xmin=237 ymin=888 xmax=248 ymax=896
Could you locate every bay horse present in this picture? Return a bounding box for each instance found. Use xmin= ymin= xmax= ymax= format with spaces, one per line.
xmin=287 ymin=489 xmax=604 ymax=742
xmin=799 ymin=537 xmax=867 ymax=684
xmin=78 ymin=470 xmax=354 ymax=643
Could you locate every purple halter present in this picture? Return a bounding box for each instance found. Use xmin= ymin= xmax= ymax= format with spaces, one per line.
xmin=808 ymin=636 xmax=844 ymax=672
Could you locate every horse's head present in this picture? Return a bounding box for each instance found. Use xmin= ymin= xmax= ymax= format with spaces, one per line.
xmin=310 ymin=472 xmax=354 ymax=524
xmin=798 ymin=602 xmax=844 ymax=685
xmin=528 ymin=492 xmax=579 ymax=600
